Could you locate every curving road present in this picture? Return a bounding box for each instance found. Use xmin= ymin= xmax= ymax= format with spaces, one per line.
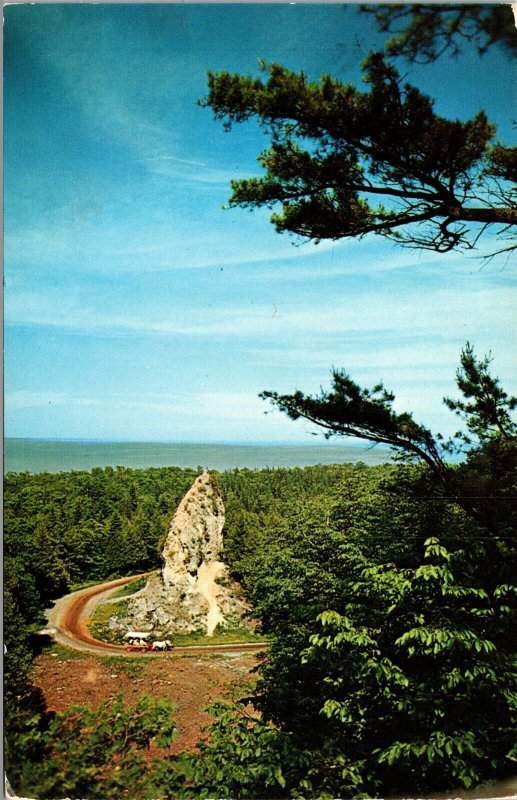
xmin=42 ymin=573 xmax=269 ymax=658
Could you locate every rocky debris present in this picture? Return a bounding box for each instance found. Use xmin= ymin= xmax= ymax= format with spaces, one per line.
xmin=125 ymin=471 xmax=250 ymax=636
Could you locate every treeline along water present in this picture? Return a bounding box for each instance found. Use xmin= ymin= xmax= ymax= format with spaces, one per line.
xmin=4 ymin=438 xmax=390 ymax=474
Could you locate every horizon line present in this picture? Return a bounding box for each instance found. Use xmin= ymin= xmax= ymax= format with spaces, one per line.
xmin=4 ymin=436 xmax=389 ymax=450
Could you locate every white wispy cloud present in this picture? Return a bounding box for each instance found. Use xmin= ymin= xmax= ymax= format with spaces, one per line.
xmin=144 ymin=155 xmax=250 ymax=185
xmin=6 ymin=390 xmax=70 ymax=408
xmin=145 ymin=155 xmax=206 ymax=166
xmin=6 ymin=282 xmax=515 ymax=346
xmin=5 ymin=388 xmax=284 ymax=430
xmin=8 ymin=200 xmax=509 ymax=281
xmin=37 ymin=13 xmax=236 ymax=188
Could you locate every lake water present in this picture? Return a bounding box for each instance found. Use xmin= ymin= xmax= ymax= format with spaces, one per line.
xmin=4 ymin=438 xmax=391 ymax=474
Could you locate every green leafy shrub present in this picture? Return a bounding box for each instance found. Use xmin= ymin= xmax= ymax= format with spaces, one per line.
xmin=300 ymin=538 xmax=516 ymax=795
xmin=13 ymin=693 xmax=177 ymax=800
xmin=153 ymin=702 xmax=308 ymax=800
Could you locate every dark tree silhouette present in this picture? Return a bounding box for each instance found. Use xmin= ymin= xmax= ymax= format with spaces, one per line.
xmin=202 ymin=54 xmax=516 ymax=255
xmin=261 ymin=344 xmax=516 ymax=493
xmin=361 ymin=4 xmax=517 ymax=63
xmin=444 ymin=342 xmax=517 ymax=444
xmin=261 ymin=371 xmax=449 ymax=484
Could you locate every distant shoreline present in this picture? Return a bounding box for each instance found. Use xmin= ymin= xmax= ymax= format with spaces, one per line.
xmin=5 ymin=436 xmax=378 ymax=447
xmin=4 ymin=438 xmax=391 ymax=474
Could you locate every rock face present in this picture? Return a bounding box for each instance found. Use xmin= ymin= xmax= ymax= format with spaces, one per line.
xmin=162 ymin=470 xmax=225 ymax=587
xmin=126 ymin=471 xmax=249 ymax=636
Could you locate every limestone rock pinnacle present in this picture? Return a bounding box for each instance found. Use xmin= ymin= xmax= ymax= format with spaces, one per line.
xmin=162 ymin=470 xmax=225 ymax=587
xmin=124 ymin=470 xmax=251 ymax=637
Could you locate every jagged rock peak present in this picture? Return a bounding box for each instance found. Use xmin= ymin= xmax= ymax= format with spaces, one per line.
xmin=125 ymin=470 xmax=251 ymax=636
xmin=162 ymin=470 xmax=225 ymax=586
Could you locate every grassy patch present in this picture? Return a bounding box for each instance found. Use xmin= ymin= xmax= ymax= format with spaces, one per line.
xmin=70 ymin=573 xmax=154 ymax=594
xmin=171 ymin=625 xmax=271 ymax=647
xmin=110 ymin=575 xmax=148 ymax=598
xmin=41 ymin=642 xmax=87 ymax=661
xmin=69 ymin=578 xmax=108 ymax=592
xmin=88 ymin=599 xmax=129 ymax=644
xmin=99 ymin=655 xmax=145 ymax=678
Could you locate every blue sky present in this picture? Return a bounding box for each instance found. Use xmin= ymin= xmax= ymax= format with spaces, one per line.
xmin=4 ymin=3 xmax=516 ymax=443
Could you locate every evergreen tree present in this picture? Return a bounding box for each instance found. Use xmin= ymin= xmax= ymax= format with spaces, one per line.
xmin=444 ymin=342 xmax=517 ymax=445
xmin=202 ymin=55 xmax=516 ymax=255
xmin=362 ymin=4 xmax=517 ymax=63
xmin=261 ymin=344 xmax=515 ymax=506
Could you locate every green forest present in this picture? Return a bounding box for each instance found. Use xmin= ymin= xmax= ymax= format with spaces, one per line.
xmin=4 ymin=346 xmax=516 ymax=799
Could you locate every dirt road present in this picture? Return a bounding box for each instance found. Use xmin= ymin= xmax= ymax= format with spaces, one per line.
xmin=43 ymin=574 xmax=268 ymax=657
